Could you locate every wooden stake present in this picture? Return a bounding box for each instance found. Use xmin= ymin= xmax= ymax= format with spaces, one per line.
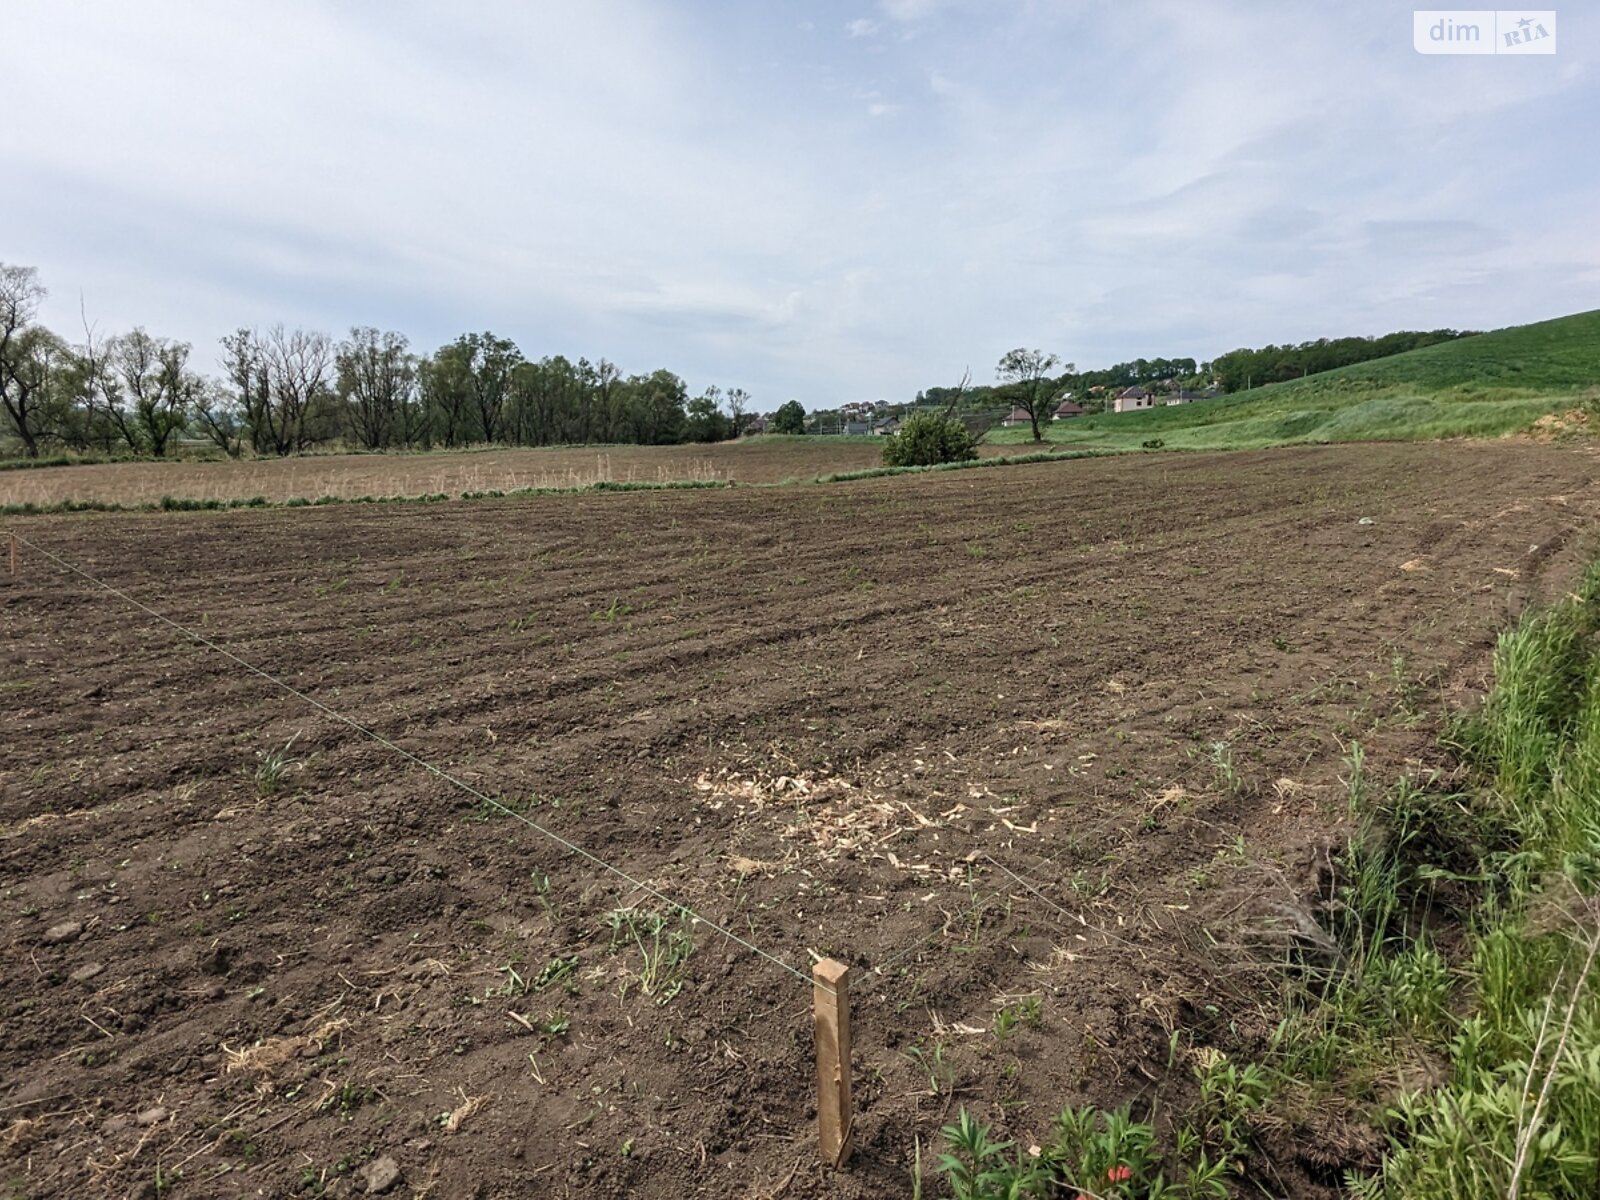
xmin=813 ymin=958 xmax=854 ymax=1167
xmin=7 ymin=533 xmax=15 ymax=577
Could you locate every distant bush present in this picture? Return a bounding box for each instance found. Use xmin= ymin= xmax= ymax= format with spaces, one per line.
xmin=1141 ymin=438 xmax=1165 ymax=450
xmin=881 ymin=412 xmax=978 ymax=467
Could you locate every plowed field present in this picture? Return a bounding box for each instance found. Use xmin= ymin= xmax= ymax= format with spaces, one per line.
xmin=3 ymin=442 xmax=1598 ymax=1198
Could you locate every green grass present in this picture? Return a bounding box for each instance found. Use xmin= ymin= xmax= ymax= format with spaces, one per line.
xmin=1279 ymin=563 xmax=1600 ymax=1198
xmin=932 ymin=558 xmax=1600 ymax=1199
xmin=986 ymin=309 xmax=1600 ymax=453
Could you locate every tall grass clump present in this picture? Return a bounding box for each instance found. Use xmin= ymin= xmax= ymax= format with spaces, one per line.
xmin=1339 ymin=562 xmax=1600 ymax=1198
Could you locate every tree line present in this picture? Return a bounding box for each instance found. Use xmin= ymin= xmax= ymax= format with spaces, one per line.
xmin=1207 ymin=330 xmax=1475 ymax=391
xmin=0 ymin=263 xmax=765 ymax=459
xmin=916 ymin=329 xmax=1477 ymax=410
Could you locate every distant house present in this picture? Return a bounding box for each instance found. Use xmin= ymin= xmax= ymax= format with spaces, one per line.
xmin=1165 ymin=389 xmax=1204 ymax=407
xmin=874 ymin=417 xmax=901 ymax=436
xmin=843 ymin=420 xmax=871 ymax=436
xmin=1053 ymin=399 xmax=1085 ymax=420
xmin=743 ymin=415 xmax=770 ymax=435
xmin=1001 ymin=407 xmax=1034 ymax=427
xmin=1111 ymin=386 xmax=1155 ymax=414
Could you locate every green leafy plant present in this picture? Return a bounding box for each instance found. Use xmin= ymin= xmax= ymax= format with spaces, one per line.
xmin=605 ymin=907 xmax=695 ymax=1004
xmin=993 ymin=996 xmax=1043 ymax=1042
xmin=938 ymin=1110 xmax=1048 ymax=1200
xmin=937 ymin=1100 xmax=1241 ymax=1200
xmin=254 ymin=733 xmax=302 ymax=795
xmin=882 ymin=411 xmax=979 ymax=467
xmin=905 ymin=1039 xmax=957 ymax=1097
xmin=1205 ymin=740 xmax=1243 ymax=796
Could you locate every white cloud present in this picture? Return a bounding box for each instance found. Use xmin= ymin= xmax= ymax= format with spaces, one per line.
xmin=1 ymin=0 xmax=1595 ymax=406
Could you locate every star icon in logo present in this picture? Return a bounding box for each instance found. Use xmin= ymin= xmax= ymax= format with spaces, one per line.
xmin=1517 ymin=16 xmax=1533 ymax=29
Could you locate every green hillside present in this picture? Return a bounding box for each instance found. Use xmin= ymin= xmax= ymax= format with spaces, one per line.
xmin=988 ymin=309 xmax=1600 ymax=452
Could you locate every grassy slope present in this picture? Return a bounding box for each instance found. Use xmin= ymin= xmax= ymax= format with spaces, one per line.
xmin=987 ymin=309 xmax=1600 ymax=452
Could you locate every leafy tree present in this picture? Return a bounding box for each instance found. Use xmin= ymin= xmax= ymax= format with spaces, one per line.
xmin=881 ymin=411 xmax=977 ymax=467
xmin=418 ymin=343 xmax=473 ymax=447
xmin=0 ymin=264 xmax=56 ymax=457
xmin=772 ymin=399 xmax=805 ymax=434
xmin=106 ymin=328 xmax=199 ymax=456
xmin=725 ymin=387 xmax=751 ymax=437
xmin=621 ymin=369 xmax=687 ymax=445
xmin=336 ymin=327 xmax=416 ymax=450
xmin=996 ymin=347 xmax=1064 ymax=442
xmin=454 ymin=331 xmax=521 ymax=443
xmin=509 ymin=354 xmax=579 ymax=446
xmin=583 ymin=357 xmax=623 ymax=443
xmin=683 ymin=386 xmax=730 ymax=443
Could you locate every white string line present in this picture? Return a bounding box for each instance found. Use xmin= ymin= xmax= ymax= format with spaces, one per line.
xmin=9 ymin=532 xmax=823 ymax=993
xmin=980 ymin=853 xmax=1144 ymax=951
xmin=873 ymin=881 xmax=1010 ymax=978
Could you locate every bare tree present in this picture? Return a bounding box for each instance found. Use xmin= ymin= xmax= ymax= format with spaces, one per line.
xmin=941 ymin=369 xmax=971 ymax=417
xmin=221 ymin=326 xmax=333 ymax=456
xmin=193 ymin=380 xmax=245 ymax=458
xmin=996 ymin=348 xmax=1064 ymax=443
xmin=264 ymin=326 xmax=333 ymax=455
xmin=0 ymin=264 xmax=55 ymax=457
xmin=336 ymin=327 xmax=416 ymax=450
xmin=71 ymin=315 xmax=137 ymax=453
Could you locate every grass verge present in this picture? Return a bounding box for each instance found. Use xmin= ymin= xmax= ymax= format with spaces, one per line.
xmin=936 ymin=560 xmax=1600 ymax=1198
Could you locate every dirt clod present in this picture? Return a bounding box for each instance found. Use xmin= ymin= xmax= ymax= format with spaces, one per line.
xmin=41 ymin=921 xmax=82 ymax=945
xmin=362 ymin=1155 xmax=402 ymax=1194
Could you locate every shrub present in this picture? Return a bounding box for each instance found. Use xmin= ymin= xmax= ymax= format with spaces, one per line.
xmin=772 ymin=399 xmax=806 ymax=435
xmin=882 ymin=412 xmax=978 ymax=467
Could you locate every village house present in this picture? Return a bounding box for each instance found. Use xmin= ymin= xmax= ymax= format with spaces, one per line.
xmin=1053 ymin=399 xmax=1085 ymax=420
xmin=873 ymin=417 xmax=900 ymax=436
xmin=1001 ymin=407 xmax=1034 ymax=427
xmin=1110 ymin=386 xmax=1154 ymax=413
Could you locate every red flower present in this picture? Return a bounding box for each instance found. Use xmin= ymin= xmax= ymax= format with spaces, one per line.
xmin=1107 ymin=1164 xmax=1133 ymax=1183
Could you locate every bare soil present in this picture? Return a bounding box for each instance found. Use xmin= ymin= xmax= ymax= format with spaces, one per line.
xmin=3 ymin=442 xmax=1599 ymax=1199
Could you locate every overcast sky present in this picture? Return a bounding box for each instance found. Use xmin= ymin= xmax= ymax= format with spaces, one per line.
xmin=3 ymin=1 xmax=1595 ymax=407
